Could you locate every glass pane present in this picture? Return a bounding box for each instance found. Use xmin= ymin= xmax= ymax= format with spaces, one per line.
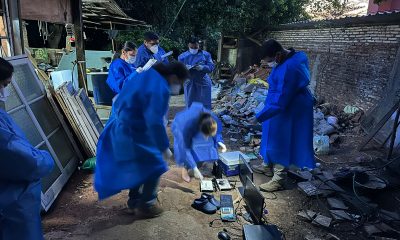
xmin=39 ymin=145 xmax=62 ymax=192
xmin=12 ymin=64 xmax=42 ymax=102
xmin=4 ymin=84 xmax=23 ymax=111
xmin=0 ymin=15 xmax=7 ymax=37
xmin=10 ymin=108 xmax=43 ymax=146
xmin=0 ymin=39 xmax=10 ymax=57
xmin=30 ymin=98 xmax=60 ymax=135
xmin=49 ymin=129 xmax=74 ymax=167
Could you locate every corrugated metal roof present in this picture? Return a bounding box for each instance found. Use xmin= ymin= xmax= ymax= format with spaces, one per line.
xmin=82 ymin=0 xmax=148 ymax=28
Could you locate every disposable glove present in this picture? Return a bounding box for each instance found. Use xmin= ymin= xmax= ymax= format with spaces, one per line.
xmin=248 ymin=116 xmax=259 ymax=124
xmin=193 ymin=167 xmax=204 ymax=180
xmin=218 ymin=142 xmax=227 ymax=153
xmin=162 ymin=148 xmax=173 ymax=161
xmin=195 ymin=65 xmax=205 ymax=71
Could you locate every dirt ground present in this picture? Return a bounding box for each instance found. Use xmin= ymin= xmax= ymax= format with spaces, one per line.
xmin=42 ymin=95 xmax=396 ymax=240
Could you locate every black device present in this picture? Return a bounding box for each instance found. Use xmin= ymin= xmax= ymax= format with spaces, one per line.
xmin=238 ymin=154 xmax=254 ymax=196
xmin=220 ymin=194 xmax=235 ymax=222
xmin=242 ymin=176 xmax=282 ymax=240
xmin=212 ymin=161 xmax=223 ymax=179
xmin=218 ymin=231 xmax=231 ymax=240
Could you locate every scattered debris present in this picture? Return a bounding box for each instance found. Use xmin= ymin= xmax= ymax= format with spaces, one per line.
xmin=297 ymin=210 xmax=317 ymax=222
xmin=327 ymin=198 xmax=348 ymax=210
xmin=329 ymin=210 xmax=353 ymax=221
xmin=312 ymin=214 xmax=332 ymax=228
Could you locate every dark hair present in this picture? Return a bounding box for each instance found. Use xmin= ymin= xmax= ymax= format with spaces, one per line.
xmin=144 ymin=32 xmax=159 ymax=41
xmin=260 ymin=39 xmax=284 ymax=59
xmin=188 ymin=36 xmax=199 ymax=44
xmin=0 ymin=57 xmax=14 ymax=82
xmin=198 ymin=113 xmax=217 ymax=136
xmin=113 ymin=41 xmax=136 ymax=60
xmin=153 ymin=62 xmax=189 ymax=81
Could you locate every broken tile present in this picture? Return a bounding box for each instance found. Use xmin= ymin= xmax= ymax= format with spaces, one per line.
xmin=380 ymin=209 xmax=400 ymax=222
xmin=304 ymin=234 xmax=323 ymax=240
xmin=297 ymin=181 xmax=319 ymax=196
xmin=325 ymin=233 xmax=340 ymax=240
xmin=312 ymin=214 xmax=332 ymax=228
xmin=327 ymin=198 xmax=348 ymax=210
xmin=364 ymin=223 xmax=400 ymax=237
xmin=329 ymin=210 xmax=353 ymax=221
xmin=288 ymin=170 xmax=312 ymax=181
xmin=298 ymin=210 xmax=317 ymax=222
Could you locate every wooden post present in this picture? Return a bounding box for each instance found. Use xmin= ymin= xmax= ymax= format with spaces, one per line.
xmin=7 ymin=0 xmax=23 ymax=55
xmin=110 ymin=21 xmax=115 ymax=52
xmin=71 ymin=0 xmax=86 ymax=89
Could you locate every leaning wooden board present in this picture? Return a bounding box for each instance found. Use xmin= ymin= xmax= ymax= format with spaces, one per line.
xmin=60 ymin=84 xmax=97 ymax=156
xmin=54 ymin=85 xmax=94 ymax=157
xmin=53 ymin=82 xmax=99 ymax=157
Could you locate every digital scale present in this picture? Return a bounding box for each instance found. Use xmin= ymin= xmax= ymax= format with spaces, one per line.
xmin=200 ymin=180 xmax=214 ymax=192
xmin=220 ymin=194 xmax=236 ymax=222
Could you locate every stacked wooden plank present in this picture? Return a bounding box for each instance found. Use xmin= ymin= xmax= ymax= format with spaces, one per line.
xmin=54 ymin=82 xmax=103 ymax=157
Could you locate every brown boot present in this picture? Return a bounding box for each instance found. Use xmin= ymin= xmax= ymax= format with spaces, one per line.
xmin=259 ymin=180 xmax=284 ymax=192
xmin=252 ymin=164 xmax=274 ymax=177
xmin=259 ymin=165 xmax=286 ymax=192
xmin=135 ymin=204 xmax=164 ymax=219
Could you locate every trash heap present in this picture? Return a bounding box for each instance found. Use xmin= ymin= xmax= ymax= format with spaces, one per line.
xmin=213 ymin=66 xmax=271 ymax=153
xmin=213 ymin=65 xmax=364 ymax=155
xmin=313 ymin=104 xmax=364 ymax=155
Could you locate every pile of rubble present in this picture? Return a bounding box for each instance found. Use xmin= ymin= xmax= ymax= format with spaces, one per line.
xmin=213 ymin=66 xmax=271 ymax=152
xmin=213 ymin=65 xmax=364 ymax=155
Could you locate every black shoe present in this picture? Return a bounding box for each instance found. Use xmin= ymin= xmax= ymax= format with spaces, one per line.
xmin=192 ymin=198 xmax=217 ymax=214
xmin=201 ymin=193 xmax=221 ymax=209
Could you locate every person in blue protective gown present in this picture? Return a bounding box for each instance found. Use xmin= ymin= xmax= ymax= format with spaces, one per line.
xmin=178 ymin=37 xmax=215 ymax=110
xmin=0 ymin=57 xmax=54 ymax=240
xmin=134 ymin=32 xmax=169 ymax=68
xmin=251 ymin=39 xmax=315 ymax=192
xmin=106 ymin=41 xmax=138 ymax=94
xmin=95 ymin=62 xmax=189 ymax=218
xmin=172 ymin=102 xmax=226 ymax=182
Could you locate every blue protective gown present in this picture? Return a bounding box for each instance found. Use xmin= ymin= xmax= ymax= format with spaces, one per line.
xmin=134 ymin=44 xmax=169 ymax=68
xmin=178 ymin=50 xmax=215 ymax=110
xmin=0 ymin=109 xmax=54 ymax=240
xmin=95 ymin=68 xmax=170 ymax=200
xmin=106 ymin=58 xmax=137 ymax=94
xmin=256 ymin=51 xmax=315 ymax=169
xmin=172 ymin=102 xmax=223 ymax=169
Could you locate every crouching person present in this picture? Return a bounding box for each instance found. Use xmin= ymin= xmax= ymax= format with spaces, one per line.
xmin=172 ymin=102 xmax=226 ymax=182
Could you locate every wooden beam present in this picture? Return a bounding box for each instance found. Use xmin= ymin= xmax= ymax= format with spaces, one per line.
xmin=71 ymin=0 xmax=87 ymax=90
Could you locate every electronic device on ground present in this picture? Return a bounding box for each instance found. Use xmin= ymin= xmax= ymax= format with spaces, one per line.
xmin=216 ymin=179 xmax=232 ymax=191
xmin=238 ymin=154 xmax=254 ymax=196
xmin=243 ymin=176 xmax=282 ymax=240
xmin=220 ymin=194 xmax=236 ymax=222
xmin=200 ymin=179 xmax=214 ymax=192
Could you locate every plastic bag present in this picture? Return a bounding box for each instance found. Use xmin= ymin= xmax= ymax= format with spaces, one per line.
xmin=82 ymin=157 xmax=96 ymax=171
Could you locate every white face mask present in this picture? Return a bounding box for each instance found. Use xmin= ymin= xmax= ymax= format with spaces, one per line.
xmin=189 ymin=48 xmax=199 ymax=55
xmin=267 ymin=61 xmax=278 ymax=68
xmin=125 ymin=55 xmax=136 ymax=64
xmin=149 ymin=45 xmax=159 ymax=54
xmin=0 ymin=87 xmax=10 ymax=102
xmin=170 ymin=84 xmax=181 ymax=94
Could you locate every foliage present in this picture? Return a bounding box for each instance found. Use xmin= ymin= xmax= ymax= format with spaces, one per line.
xmin=115 ymin=0 xmax=310 ymax=56
xmin=306 ymin=0 xmax=367 ymax=19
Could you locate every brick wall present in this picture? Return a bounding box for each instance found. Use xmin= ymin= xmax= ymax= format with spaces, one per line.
xmin=264 ymin=24 xmax=400 ymax=111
